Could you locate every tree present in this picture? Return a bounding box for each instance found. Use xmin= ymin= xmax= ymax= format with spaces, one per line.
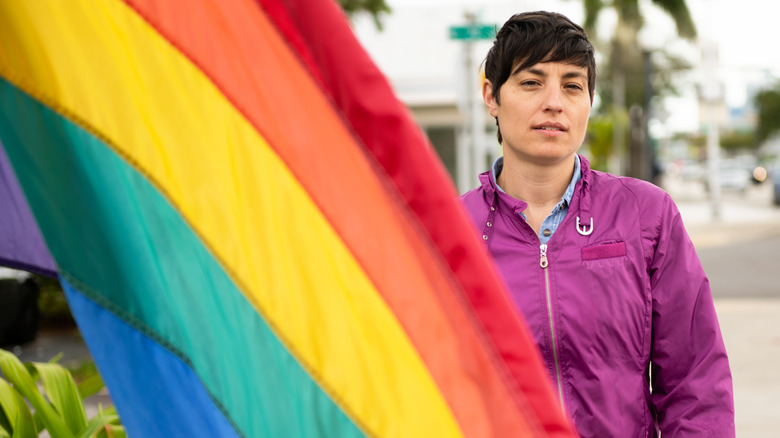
xmin=719 ymin=129 xmax=758 ymax=153
xmin=755 ymin=83 xmax=780 ymax=143
xmin=581 ymin=0 xmax=696 ymax=178
xmin=337 ymin=0 xmax=391 ymax=29
xmin=583 ymin=0 xmax=696 ymax=44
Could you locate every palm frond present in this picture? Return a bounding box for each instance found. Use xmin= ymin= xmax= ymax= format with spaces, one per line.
xmin=651 ymin=0 xmax=697 ymax=39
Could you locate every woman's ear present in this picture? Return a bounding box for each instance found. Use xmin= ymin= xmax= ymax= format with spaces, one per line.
xmin=483 ymin=80 xmax=498 ymax=117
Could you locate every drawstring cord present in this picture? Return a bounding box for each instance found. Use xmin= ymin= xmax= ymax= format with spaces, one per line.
xmin=575 ymin=173 xmax=593 ymax=236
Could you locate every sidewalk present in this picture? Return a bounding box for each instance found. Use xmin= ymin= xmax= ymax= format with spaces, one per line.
xmin=665 ymin=175 xmax=780 ymax=248
xmin=714 ymin=299 xmax=780 ymax=436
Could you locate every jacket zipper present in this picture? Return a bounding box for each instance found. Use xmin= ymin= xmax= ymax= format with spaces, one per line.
xmin=540 ymin=243 xmax=565 ymax=409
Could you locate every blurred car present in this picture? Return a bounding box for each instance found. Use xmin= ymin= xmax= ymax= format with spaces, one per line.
xmin=772 ymin=158 xmax=780 ymax=206
xmin=677 ymin=160 xmax=705 ymax=181
xmin=0 ymin=269 xmax=40 ymax=346
xmin=718 ymin=162 xmax=752 ymax=191
xmin=703 ymin=158 xmax=753 ymax=193
xmin=775 ymin=177 xmax=780 ymax=206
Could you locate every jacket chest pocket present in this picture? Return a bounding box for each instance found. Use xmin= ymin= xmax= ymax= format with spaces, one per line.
xmin=582 ymin=241 xmax=626 ymax=261
xmin=557 ymin=240 xmax=648 ymax=362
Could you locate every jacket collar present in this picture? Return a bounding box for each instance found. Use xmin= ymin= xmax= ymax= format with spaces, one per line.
xmin=479 ymin=154 xmax=594 ymax=235
xmin=478 ymin=168 xmax=527 ymax=217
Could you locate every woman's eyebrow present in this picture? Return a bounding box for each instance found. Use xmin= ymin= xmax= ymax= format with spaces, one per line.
xmin=512 ymin=66 xmax=546 ymax=77
xmin=562 ymin=71 xmax=587 ymax=81
xmin=511 ymin=67 xmax=586 ymax=80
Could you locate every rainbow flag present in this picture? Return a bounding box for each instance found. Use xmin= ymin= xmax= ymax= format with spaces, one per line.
xmin=0 ymin=0 xmax=575 ymax=436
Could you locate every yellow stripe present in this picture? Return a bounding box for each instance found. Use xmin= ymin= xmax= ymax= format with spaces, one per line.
xmin=0 ymin=1 xmax=463 ymax=436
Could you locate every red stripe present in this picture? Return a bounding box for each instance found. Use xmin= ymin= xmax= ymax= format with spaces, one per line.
xmin=256 ymin=0 xmax=576 ymax=435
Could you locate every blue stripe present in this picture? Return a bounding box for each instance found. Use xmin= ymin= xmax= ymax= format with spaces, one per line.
xmin=61 ymin=278 xmax=241 ymax=438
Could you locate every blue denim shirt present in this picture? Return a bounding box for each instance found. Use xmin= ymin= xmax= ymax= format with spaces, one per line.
xmin=491 ymin=155 xmax=582 ymax=244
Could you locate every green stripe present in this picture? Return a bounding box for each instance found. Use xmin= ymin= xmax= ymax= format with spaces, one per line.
xmin=0 ymin=77 xmax=365 ymax=438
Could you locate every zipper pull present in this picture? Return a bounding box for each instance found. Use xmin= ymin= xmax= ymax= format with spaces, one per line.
xmin=540 ymin=243 xmax=548 ymax=268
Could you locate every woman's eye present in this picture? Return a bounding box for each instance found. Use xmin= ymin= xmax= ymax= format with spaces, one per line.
xmin=521 ymin=80 xmax=540 ymax=87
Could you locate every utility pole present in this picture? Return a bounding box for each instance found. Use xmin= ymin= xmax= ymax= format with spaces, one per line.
xmin=699 ymin=0 xmax=723 ymax=221
xmin=455 ymin=36 xmax=472 ymax=193
xmin=700 ymin=40 xmax=722 ymax=220
xmin=466 ymin=15 xmax=487 ymax=189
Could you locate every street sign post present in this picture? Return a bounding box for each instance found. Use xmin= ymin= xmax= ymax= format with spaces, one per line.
xmin=449 ymin=21 xmax=496 ymax=192
xmin=448 ymin=24 xmax=496 ymax=40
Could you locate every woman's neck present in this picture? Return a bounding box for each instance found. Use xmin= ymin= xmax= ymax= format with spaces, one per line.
xmin=497 ymin=154 xmax=576 ymax=235
xmin=497 ymin=154 xmax=577 ymax=208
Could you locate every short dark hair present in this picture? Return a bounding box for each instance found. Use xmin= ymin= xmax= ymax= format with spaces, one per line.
xmin=483 ymin=11 xmax=596 ymax=143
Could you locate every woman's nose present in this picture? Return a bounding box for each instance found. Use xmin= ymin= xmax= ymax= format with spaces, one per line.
xmin=542 ymin=87 xmax=564 ymax=112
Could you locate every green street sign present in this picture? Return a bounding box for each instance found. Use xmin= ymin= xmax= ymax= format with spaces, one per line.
xmin=449 ymin=24 xmax=496 ymax=40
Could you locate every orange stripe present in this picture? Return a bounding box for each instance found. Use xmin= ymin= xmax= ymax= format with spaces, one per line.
xmin=124 ymin=0 xmax=532 ymax=435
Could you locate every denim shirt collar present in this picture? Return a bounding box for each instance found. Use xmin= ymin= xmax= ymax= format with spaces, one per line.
xmin=490 ymin=154 xmax=582 ymax=208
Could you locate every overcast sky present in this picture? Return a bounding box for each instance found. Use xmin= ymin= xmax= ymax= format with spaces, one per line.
xmin=353 ymin=0 xmax=780 ymax=134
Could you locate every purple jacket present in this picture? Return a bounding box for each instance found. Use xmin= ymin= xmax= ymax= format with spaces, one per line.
xmin=460 ymin=155 xmax=734 ymax=437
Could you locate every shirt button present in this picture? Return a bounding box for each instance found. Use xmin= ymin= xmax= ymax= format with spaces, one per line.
xmin=487 ymin=221 xmax=493 ymax=227
xmin=490 ymin=206 xmax=495 ymax=211
xmin=559 ymin=204 xmax=565 ymax=210
xmin=482 ymin=234 xmax=488 ymax=240
xmin=543 ymin=229 xmax=552 ymax=237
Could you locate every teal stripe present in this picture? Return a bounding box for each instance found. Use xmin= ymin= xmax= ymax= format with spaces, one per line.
xmin=0 ymin=77 xmax=365 ymax=438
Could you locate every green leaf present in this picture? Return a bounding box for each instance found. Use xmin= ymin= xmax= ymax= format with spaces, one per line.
xmin=49 ymin=353 xmax=64 ymax=365
xmin=0 ymin=380 xmax=36 ymax=438
xmin=0 ymin=379 xmax=34 ymax=437
xmin=0 ymin=381 xmax=13 ymax=434
xmin=76 ymin=373 xmax=104 ymax=400
xmin=0 ymin=358 xmax=37 ymax=438
xmin=30 ymin=362 xmax=88 ymax=434
xmin=75 ymin=414 xmax=120 ymax=438
xmin=31 ymin=412 xmax=44 ymax=438
xmin=102 ymin=424 xmax=126 ymax=438
xmin=9 ymin=404 xmax=36 ymax=438
xmin=95 ymin=405 xmax=119 ymax=421
xmin=0 ymin=350 xmax=73 ymax=438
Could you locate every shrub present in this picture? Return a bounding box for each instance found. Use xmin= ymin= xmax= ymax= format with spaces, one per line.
xmin=0 ymin=349 xmax=123 ymax=438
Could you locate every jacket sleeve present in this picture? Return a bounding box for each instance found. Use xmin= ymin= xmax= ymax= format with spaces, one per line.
xmin=647 ymin=194 xmax=735 ymax=436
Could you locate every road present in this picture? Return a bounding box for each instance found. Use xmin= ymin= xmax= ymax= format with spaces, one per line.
xmin=699 ymin=232 xmax=780 ymax=298
xmin=672 ymin=177 xmax=780 ymax=299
